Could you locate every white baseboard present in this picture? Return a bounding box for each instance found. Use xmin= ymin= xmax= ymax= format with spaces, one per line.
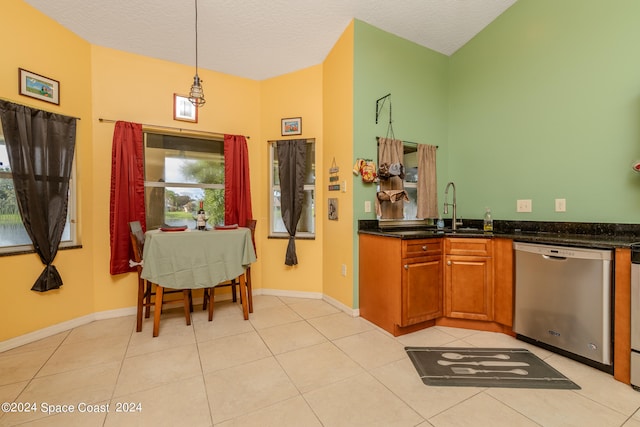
xmin=0 ymin=307 xmax=136 ymax=353
xmin=0 ymin=290 xmax=357 ymax=352
xmin=259 ymin=288 xmax=359 ymax=317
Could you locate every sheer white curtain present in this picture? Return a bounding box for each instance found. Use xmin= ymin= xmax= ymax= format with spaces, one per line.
xmin=416 ymin=144 xmax=438 ymax=219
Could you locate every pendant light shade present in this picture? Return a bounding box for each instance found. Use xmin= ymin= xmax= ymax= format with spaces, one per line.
xmin=189 ymin=74 xmax=205 ymax=107
xmin=188 ymin=0 xmax=205 ymax=107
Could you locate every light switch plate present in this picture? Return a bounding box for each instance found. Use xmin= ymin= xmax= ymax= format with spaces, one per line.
xmin=555 ymin=198 xmax=566 ymax=212
xmin=517 ymin=199 xmax=532 ymax=213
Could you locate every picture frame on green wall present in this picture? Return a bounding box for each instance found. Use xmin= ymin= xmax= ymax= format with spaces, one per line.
xmin=18 ymin=68 xmax=59 ymax=105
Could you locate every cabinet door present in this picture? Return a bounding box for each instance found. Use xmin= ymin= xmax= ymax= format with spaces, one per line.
xmin=444 ymin=255 xmax=493 ymax=321
xmin=401 ymin=256 xmax=442 ymax=326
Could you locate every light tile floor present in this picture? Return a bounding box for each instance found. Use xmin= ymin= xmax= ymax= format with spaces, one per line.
xmin=1 ymin=295 xmax=639 ymax=426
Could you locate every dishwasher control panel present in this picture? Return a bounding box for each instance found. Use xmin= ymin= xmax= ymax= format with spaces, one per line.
xmin=513 ymin=242 xmax=612 ymax=261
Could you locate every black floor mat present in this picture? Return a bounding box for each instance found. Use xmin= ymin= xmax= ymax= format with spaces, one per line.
xmin=406 ymin=347 xmax=580 ymax=390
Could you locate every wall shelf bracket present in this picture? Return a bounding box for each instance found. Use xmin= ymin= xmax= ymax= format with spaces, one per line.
xmin=375 ymin=93 xmax=391 ymax=124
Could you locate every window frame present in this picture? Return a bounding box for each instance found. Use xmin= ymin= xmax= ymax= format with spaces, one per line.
xmin=269 ymin=139 xmax=316 ymax=238
xmin=142 ymin=131 xmax=226 ymax=230
xmin=0 ymin=128 xmax=78 ymax=255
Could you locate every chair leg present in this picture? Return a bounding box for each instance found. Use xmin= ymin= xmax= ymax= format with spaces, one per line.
xmin=136 ymin=277 xmax=144 ymax=332
xmin=183 ymin=290 xmax=192 ymax=326
xmin=202 ymin=288 xmax=209 ymax=310
xmin=153 ymin=285 xmax=164 ymax=337
xmin=208 ymin=288 xmax=215 ymax=321
xmin=144 ymin=281 xmax=152 ymax=319
xmin=239 ymin=274 xmax=249 ymax=320
xmin=231 ymin=280 xmax=238 ymax=302
xmin=246 ymin=267 xmax=253 ymax=313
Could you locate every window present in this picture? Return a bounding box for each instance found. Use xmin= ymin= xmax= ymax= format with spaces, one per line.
xmin=144 ymin=132 xmax=225 ymax=229
xmin=403 ymin=144 xmax=418 ymax=219
xmin=269 ymin=139 xmax=315 ymax=237
xmin=0 ymin=123 xmax=77 ymax=253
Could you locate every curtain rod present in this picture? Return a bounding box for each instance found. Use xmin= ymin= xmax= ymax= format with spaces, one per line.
xmin=98 ymin=118 xmax=249 ymax=139
xmin=0 ymin=97 xmax=81 ymax=120
xmin=376 ymin=136 xmax=438 ymax=148
xmin=267 ymin=138 xmax=315 ymax=144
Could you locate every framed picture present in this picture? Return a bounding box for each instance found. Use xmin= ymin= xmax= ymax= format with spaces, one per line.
xmin=173 ymin=94 xmax=198 ymax=123
xmin=19 ymin=68 xmax=59 ymax=105
xmin=281 ymin=117 xmax=302 ymax=136
xmin=328 ymin=198 xmax=338 ymax=220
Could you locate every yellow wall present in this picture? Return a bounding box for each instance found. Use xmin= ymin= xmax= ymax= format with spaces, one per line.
xmin=322 ymin=22 xmax=355 ymax=306
xmin=1 ymin=0 xmax=350 ymax=343
xmin=0 ymin=0 xmax=95 ymax=340
xmin=259 ymin=66 xmax=325 ymax=293
xmin=90 ymin=46 xmax=262 ymax=312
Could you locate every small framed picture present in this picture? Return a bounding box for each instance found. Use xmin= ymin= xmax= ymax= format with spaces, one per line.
xmin=173 ymin=94 xmax=198 ymax=123
xmin=328 ymin=198 xmax=338 ymax=220
xmin=281 ymin=117 xmax=302 ymax=136
xmin=19 ymin=68 xmax=59 ymax=105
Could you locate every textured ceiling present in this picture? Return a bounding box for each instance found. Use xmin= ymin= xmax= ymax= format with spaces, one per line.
xmin=24 ymin=0 xmax=517 ymax=81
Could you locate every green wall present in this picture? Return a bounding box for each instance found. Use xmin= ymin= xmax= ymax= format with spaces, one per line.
xmin=353 ymin=19 xmax=450 ymax=219
xmin=353 ymin=20 xmax=450 ymax=307
xmin=448 ymin=0 xmax=640 ymax=223
xmin=351 ymin=2 xmax=640 ymax=307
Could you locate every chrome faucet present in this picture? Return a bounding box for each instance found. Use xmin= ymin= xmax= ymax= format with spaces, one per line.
xmin=443 ymin=181 xmax=462 ymax=230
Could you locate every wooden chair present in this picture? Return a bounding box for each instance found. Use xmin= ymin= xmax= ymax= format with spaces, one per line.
xmin=203 ymin=219 xmax=256 ymax=316
xmin=128 ymin=221 xmax=192 ymax=335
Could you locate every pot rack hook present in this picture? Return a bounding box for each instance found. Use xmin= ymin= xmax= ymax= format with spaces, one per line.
xmin=375 ymin=93 xmax=391 ymax=124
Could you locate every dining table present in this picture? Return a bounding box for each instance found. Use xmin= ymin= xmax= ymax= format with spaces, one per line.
xmin=140 ymin=226 xmax=257 ymax=335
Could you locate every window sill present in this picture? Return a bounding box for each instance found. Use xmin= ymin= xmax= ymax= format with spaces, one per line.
xmin=0 ymin=244 xmax=83 ymax=258
xmin=268 ymin=235 xmax=315 ymax=240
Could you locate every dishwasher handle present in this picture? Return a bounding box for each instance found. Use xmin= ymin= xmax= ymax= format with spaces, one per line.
xmin=542 ymin=254 xmax=567 ymax=261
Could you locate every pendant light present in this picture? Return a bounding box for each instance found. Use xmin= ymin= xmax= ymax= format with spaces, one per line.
xmin=188 ymin=0 xmax=205 ymax=107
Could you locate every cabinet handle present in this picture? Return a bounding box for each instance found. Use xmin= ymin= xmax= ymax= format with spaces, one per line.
xmin=422 ymin=245 xmax=427 ymax=251
xmin=404 ymin=264 xmax=409 ymax=270
xmin=447 ymin=260 xmax=452 ymax=266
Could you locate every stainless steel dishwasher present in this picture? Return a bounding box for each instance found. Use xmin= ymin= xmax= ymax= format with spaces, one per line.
xmin=514 ymin=242 xmax=613 ymax=371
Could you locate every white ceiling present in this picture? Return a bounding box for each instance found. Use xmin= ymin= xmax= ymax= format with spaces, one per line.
xmin=24 ymin=0 xmax=517 ymax=81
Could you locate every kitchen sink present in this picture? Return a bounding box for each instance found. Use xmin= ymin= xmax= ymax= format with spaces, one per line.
xmin=381 ymin=229 xmax=437 ymax=236
xmin=380 ymin=227 xmax=484 ymax=236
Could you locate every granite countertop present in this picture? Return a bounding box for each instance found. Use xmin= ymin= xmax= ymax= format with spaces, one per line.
xmin=358 ymin=219 xmax=640 ymax=249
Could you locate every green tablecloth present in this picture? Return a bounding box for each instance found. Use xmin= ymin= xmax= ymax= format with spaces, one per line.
xmin=140 ymin=228 xmax=256 ymax=289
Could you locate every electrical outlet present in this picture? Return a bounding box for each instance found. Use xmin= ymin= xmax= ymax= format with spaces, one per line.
xmin=517 ymin=199 xmax=532 ymax=213
xmin=364 ymin=201 xmax=371 ymax=213
xmin=555 ymin=198 xmax=566 ymax=212
xmin=341 ymin=180 xmax=347 ymax=193
xmin=341 ymin=264 xmax=347 ymax=277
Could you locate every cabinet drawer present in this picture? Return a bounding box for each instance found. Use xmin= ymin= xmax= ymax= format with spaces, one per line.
xmin=445 ymin=238 xmax=492 ymax=256
xmin=403 ymin=239 xmax=442 ymax=258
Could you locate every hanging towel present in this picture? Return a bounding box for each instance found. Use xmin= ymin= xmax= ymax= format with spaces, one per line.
xmin=416 ymin=144 xmax=438 ymax=219
xmin=377 ymin=137 xmax=405 ymax=219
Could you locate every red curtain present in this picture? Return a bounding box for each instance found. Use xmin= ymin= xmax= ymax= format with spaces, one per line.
xmin=224 ymin=134 xmax=253 ymax=227
xmin=109 ymin=121 xmax=146 ymax=275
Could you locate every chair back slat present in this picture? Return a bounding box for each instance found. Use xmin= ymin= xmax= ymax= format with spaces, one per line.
xmin=129 ymin=221 xmax=145 ymax=264
xmin=247 ymin=219 xmax=257 ymax=256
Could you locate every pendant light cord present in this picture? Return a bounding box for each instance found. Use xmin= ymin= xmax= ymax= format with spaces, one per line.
xmin=194 ymin=0 xmax=199 ymax=75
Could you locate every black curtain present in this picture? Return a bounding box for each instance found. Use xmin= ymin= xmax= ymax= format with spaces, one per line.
xmin=277 ymin=140 xmax=306 ymax=266
xmin=0 ymin=100 xmax=77 ymax=292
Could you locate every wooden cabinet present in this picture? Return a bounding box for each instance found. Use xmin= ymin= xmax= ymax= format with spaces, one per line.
xmin=359 ymin=234 xmax=442 ymax=336
xmin=444 ymin=238 xmax=494 ymax=321
xmin=359 ymin=233 xmax=514 ymax=336
xmin=402 ymin=254 xmax=442 ymax=325
xmin=493 ymin=238 xmax=514 ymax=327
